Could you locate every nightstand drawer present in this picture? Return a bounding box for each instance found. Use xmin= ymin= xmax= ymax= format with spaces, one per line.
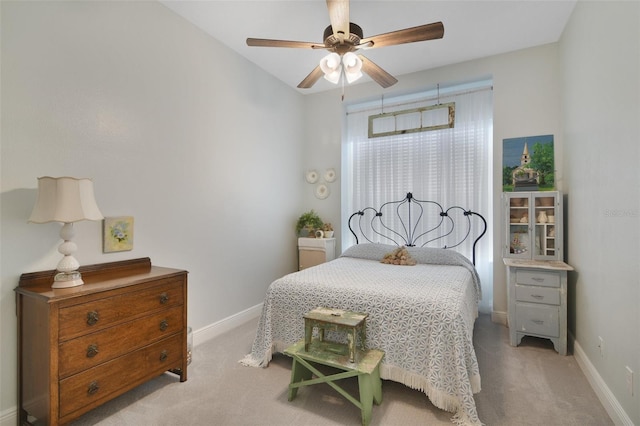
xmin=298 ymin=238 xmax=335 ymax=270
xmin=515 ymin=285 xmax=560 ymax=305
xmin=516 ymin=270 xmax=560 ymax=287
xmin=515 ymin=304 xmax=559 ymax=337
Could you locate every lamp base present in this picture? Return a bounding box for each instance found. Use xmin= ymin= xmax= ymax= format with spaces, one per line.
xmin=52 ymin=271 xmax=84 ymax=288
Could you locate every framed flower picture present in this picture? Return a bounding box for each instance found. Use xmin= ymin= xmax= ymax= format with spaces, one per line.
xmin=103 ymin=216 xmax=134 ymax=253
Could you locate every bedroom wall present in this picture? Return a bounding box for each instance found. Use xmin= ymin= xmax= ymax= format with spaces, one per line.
xmin=0 ymin=1 xmax=304 ymax=420
xmin=300 ymin=4 xmax=640 ymax=422
xmin=3 ymin=1 xmax=636 ymax=424
xmin=559 ymin=1 xmax=640 ymax=423
xmin=300 ymin=43 xmax=563 ymax=319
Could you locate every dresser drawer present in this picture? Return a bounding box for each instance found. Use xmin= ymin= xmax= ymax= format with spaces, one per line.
xmin=515 ymin=285 xmax=560 ymax=305
xmin=59 ymin=332 xmax=183 ymax=419
xmin=516 ymin=270 xmax=560 ymax=288
xmin=59 ymin=277 xmax=184 ymax=341
xmin=515 ymin=303 xmax=559 ymax=337
xmin=58 ymin=305 xmax=184 ymax=378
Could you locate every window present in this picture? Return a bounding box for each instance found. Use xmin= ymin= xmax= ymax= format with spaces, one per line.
xmin=342 ymin=81 xmax=493 ymax=311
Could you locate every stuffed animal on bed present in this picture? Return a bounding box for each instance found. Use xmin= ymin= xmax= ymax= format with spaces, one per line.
xmin=380 ymin=247 xmax=417 ymax=266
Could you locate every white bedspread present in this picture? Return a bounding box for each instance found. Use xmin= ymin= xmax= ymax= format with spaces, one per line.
xmin=240 ymin=244 xmax=482 ymax=425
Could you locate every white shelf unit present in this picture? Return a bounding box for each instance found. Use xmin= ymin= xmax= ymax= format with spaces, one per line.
xmin=503 ymin=191 xmax=562 ymax=261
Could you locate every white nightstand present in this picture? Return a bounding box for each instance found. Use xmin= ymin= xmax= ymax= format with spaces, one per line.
xmin=504 ymin=258 xmax=574 ymax=355
xmin=298 ymin=238 xmax=336 ymax=270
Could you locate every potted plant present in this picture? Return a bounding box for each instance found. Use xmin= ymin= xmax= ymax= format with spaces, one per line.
xmin=322 ymin=223 xmax=334 ymax=238
xmin=296 ymin=210 xmax=324 ymax=237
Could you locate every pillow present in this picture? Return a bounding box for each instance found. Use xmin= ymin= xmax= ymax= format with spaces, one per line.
xmin=380 ymin=247 xmax=416 ymax=266
xmin=340 ymin=243 xmax=399 ymax=261
xmin=341 ymin=243 xmax=472 ymax=269
xmin=404 ymin=246 xmax=474 ymax=269
xmin=341 ymin=243 xmax=481 ymax=301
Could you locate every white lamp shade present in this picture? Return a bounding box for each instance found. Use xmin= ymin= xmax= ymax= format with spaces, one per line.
xmin=343 ymin=52 xmax=363 ymax=84
xmin=320 ymin=52 xmax=342 ymax=84
xmin=29 ymin=176 xmax=103 ymax=224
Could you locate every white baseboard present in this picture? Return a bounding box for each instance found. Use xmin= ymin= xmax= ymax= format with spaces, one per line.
xmin=5 ymin=307 xmax=628 ymax=426
xmin=491 ymin=310 xmax=508 ymax=326
xmin=573 ymin=339 xmax=633 ymax=425
xmin=0 ymin=408 xmax=16 ymax=426
xmin=193 ymin=303 xmax=263 ymax=347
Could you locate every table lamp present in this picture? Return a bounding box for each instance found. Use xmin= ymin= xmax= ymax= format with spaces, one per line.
xmin=29 ymin=176 xmax=104 ymax=288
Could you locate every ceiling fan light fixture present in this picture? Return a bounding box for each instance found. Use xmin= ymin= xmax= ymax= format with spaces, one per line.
xmin=320 ymin=52 xmax=342 ymax=83
xmin=342 ymin=52 xmax=363 ymax=83
xmin=323 ymin=69 xmax=342 ymax=84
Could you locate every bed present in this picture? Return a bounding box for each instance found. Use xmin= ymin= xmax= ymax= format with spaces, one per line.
xmin=240 ymin=193 xmax=487 ymax=425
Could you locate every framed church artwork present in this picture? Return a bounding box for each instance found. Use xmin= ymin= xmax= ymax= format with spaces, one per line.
xmin=502 ymin=134 xmax=555 ymax=192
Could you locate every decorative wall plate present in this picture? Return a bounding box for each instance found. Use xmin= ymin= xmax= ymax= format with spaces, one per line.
xmin=324 ymin=168 xmax=337 ymax=183
xmin=315 ymin=183 xmax=330 ymax=199
xmin=305 ymin=170 xmax=319 ymax=184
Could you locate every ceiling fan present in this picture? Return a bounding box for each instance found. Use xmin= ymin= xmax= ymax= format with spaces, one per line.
xmin=246 ymin=0 xmax=444 ymax=89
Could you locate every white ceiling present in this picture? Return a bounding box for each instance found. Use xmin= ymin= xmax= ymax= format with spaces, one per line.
xmin=160 ymin=1 xmax=577 ymax=94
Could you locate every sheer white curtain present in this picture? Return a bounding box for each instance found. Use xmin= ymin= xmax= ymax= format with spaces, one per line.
xmin=342 ymin=83 xmax=493 ymax=312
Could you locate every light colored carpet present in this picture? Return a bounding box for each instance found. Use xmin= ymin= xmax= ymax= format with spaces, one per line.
xmin=70 ymin=314 xmax=613 ymax=425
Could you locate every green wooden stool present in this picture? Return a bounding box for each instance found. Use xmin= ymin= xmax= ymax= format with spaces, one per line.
xmin=284 ymin=340 xmax=384 ymax=426
xmin=303 ymin=307 xmax=368 ymax=363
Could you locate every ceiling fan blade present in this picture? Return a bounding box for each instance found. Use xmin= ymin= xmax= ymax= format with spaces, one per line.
xmin=359 ymin=55 xmax=398 ymax=88
xmin=246 ymin=38 xmax=323 ymax=49
xmin=326 ymin=0 xmax=349 ymax=42
xmin=360 ymin=22 xmax=444 ymax=49
xmin=297 ymin=65 xmax=324 ymax=89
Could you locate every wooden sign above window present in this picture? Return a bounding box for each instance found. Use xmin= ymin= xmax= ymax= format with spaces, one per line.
xmin=368 ymin=102 xmax=455 ymax=139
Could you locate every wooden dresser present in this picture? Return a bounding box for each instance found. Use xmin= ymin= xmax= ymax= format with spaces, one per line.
xmin=15 ymin=258 xmax=188 ymax=425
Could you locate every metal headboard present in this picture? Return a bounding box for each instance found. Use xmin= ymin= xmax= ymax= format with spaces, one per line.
xmin=348 ymin=192 xmax=487 ymax=265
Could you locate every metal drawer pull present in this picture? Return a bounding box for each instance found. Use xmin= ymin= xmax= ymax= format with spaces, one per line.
xmin=531 ymin=277 xmax=545 ymax=282
xmin=88 ymin=381 xmax=100 ymax=395
xmin=86 ymin=311 xmax=99 ymax=326
xmin=159 ymin=293 xmax=169 ymax=304
xmin=86 ymin=344 xmax=99 ymax=358
xmin=531 ymin=294 xmax=544 ymax=299
xmin=531 ymin=319 xmax=544 ymax=325
xmin=160 ymin=320 xmax=168 ymax=331
xmin=160 ymin=350 xmax=168 ymax=362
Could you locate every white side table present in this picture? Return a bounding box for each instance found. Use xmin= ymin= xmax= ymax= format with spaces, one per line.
xmin=298 ymin=238 xmax=336 ymax=270
xmin=504 ymin=258 xmax=574 ymax=355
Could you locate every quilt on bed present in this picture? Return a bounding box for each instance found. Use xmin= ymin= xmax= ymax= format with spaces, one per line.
xmin=240 ymin=244 xmax=482 ymax=425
